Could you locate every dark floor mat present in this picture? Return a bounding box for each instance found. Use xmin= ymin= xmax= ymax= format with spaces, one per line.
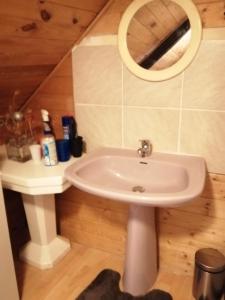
xmin=76 ymin=269 xmax=173 ymax=300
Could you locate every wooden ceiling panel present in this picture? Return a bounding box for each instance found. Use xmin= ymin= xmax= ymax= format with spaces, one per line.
xmin=127 ymin=0 xmax=188 ymax=63
xmin=197 ymin=1 xmax=225 ymax=27
xmin=0 ymin=0 xmax=225 ymax=117
xmin=163 ymin=0 xmax=187 ymax=23
xmin=146 ymin=0 xmax=179 ymax=28
xmin=133 ymin=5 xmax=168 ymax=40
xmin=47 ymin=0 xmax=110 ymax=13
xmin=0 ymin=10 xmax=96 ymax=41
xmin=0 ymin=65 xmax=54 ymax=78
xmin=0 ymin=0 xmax=109 ymax=115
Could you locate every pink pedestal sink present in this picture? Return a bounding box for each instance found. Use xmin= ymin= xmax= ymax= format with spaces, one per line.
xmin=65 ymin=147 xmax=206 ymax=296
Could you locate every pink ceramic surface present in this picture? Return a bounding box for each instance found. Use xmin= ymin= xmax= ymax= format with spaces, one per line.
xmin=65 ymin=147 xmax=206 ymax=295
xmin=65 ymin=147 xmax=206 ymax=207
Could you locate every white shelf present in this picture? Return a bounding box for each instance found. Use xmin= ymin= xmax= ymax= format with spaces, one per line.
xmin=0 ymin=145 xmax=79 ymax=195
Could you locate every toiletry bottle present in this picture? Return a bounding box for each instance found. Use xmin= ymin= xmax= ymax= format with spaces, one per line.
xmin=41 ymin=109 xmax=58 ymax=166
xmin=62 ymin=116 xmax=71 ymax=140
xmin=69 ymin=116 xmax=77 ymax=140
xmin=64 ymin=116 xmax=83 ymax=157
xmin=62 ymin=116 xmax=77 ymax=140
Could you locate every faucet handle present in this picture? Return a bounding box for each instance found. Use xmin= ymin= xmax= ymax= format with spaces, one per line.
xmin=139 ymin=139 xmax=150 ymax=148
xmin=139 ymin=139 xmax=152 ymax=156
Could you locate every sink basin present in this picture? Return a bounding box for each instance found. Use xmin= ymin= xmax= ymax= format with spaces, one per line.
xmin=65 ymin=147 xmax=205 ymax=207
xmin=65 ymin=147 xmax=206 ymax=296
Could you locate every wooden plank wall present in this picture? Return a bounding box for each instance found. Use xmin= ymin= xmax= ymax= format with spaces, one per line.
xmin=7 ymin=0 xmax=225 ymax=275
xmin=56 ymin=188 xmax=129 ymax=255
xmin=0 ymin=0 xmax=109 ymax=117
xmin=24 ymin=54 xmax=74 ymax=140
xmin=159 ymin=173 xmax=225 ymax=274
xmin=56 ymin=173 xmax=225 ymax=275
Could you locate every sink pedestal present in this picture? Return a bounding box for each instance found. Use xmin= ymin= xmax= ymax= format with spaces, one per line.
xmin=20 ymin=194 xmax=71 ymax=269
xmin=123 ymin=204 xmax=157 ymax=296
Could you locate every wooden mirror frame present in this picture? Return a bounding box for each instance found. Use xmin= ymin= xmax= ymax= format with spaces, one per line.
xmin=118 ymin=0 xmax=202 ymax=81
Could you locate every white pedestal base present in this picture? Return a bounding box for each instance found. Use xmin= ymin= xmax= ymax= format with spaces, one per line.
xmin=20 ymin=236 xmax=70 ymax=269
xmin=123 ymin=205 xmax=157 ymax=296
xmin=21 ymin=194 xmax=71 ymax=269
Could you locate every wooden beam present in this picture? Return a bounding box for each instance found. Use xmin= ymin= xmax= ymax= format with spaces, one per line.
xmin=139 ymin=19 xmax=190 ymax=69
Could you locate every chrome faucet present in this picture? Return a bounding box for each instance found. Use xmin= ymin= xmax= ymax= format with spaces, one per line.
xmin=137 ymin=139 xmax=152 ymax=157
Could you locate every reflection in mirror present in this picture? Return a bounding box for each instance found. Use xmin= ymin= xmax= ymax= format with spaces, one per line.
xmin=127 ymin=0 xmax=191 ymax=70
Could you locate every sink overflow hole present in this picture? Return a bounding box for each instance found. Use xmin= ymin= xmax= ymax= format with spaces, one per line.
xmin=139 ymin=161 xmax=148 ymax=165
xmin=132 ymin=186 xmax=145 ymax=193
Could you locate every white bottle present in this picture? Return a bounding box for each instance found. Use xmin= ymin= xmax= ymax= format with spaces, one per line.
xmin=41 ymin=110 xmax=58 ymax=166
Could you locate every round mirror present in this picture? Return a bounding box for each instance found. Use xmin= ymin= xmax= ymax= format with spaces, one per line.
xmin=118 ymin=0 xmax=202 ymax=81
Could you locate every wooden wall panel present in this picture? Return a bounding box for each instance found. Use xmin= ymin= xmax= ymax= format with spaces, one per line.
xmin=48 ymin=0 xmax=110 ymax=13
xmin=196 ymin=1 xmax=225 ymax=27
xmin=56 ymin=187 xmax=128 ymax=255
xmin=56 ymin=173 xmax=225 ymax=275
xmin=26 ymin=54 xmax=74 ymax=140
xmin=22 ymin=0 xmax=115 ymax=140
xmin=0 ymin=0 xmax=109 ymax=117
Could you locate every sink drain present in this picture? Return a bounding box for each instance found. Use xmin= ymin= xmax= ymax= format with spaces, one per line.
xmin=132 ymin=186 xmax=145 ymax=193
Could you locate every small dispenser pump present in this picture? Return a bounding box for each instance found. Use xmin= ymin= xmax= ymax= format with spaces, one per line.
xmin=41 ymin=109 xmax=52 ymax=134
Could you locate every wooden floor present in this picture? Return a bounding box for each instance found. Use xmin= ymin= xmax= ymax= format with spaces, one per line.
xmin=15 ymin=243 xmax=194 ymax=300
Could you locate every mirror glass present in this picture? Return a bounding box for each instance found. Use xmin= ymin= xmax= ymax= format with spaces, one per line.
xmin=127 ymin=0 xmax=191 ymax=70
xmin=118 ymin=0 xmax=202 ymax=81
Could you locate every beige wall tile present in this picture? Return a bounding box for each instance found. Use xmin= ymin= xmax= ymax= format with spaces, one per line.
xmin=180 ymin=110 xmax=225 ymax=173
xmin=73 ymin=46 xmax=122 ymax=105
xmin=183 ymin=41 xmax=225 ymax=110
xmin=73 ymin=42 xmax=225 ymax=175
xmin=75 ymin=105 xmax=122 ymax=152
xmin=123 ymin=66 xmax=182 ymax=108
xmin=124 ymin=107 xmax=179 ymax=152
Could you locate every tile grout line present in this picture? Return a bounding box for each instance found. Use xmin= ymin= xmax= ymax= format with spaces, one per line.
xmin=75 ymin=103 xmax=122 ymax=107
xmin=177 ymin=72 xmax=184 ymax=153
xmin=75 ymin=103 xmax=225 ymax=114
xmin=75 ymin=103 xmax=180 ymax=110
xmin=182 ymin=108 xmax=225 ymax=113
xmin=121 ymin=63 xmax=125 ymax=148
xmin=71 ymin=52 xmax=77 ymax=116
